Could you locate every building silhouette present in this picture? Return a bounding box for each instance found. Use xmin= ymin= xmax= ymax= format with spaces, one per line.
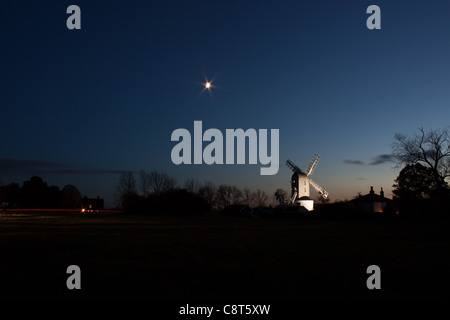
xmin=349 ymin=186 xmax=391 ymax=213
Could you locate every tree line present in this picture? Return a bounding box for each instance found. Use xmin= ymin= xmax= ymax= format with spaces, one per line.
xmin=115 ymin=170 xmax=272 ymax=214
xmin=0 ymin=172 xmax=274 ymax=215
xmin=0 ymin=176 xmax=82 ymax=209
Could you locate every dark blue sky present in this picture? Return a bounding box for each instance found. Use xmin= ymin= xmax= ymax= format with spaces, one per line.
xmin=2 ymin=1 xmax=450 ymax=207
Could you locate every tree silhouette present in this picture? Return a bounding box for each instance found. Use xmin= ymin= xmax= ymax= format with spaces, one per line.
xmin=115 ymin=171 xmax=137 ymax=208
xmin=254 ymin=189 xmax=268 ymax=207
xmin=19 ymin=176 xmax=61 ymax=208
xmin=139 ymin=170 xmax=151 ymax=197
xmin=274 ymin=188 xmax=286 ymax=205
xmin=148 ymin=170 xmax=177 ymax=196
xmin=393 ymin=164 xmax=437 ymax=200
xmin=198 ymin=181 xmax=217 ymax=210
xmin=393 ymin=163 xmax=449 ymax=216
xmin=0 ymin=182 xmax=20 ymax=207
xmin=242 ymin=187 xmax=256 ymax=207
xmin=393 ymin=127 xmax=450 ymax=190
xmin=184 ymin=178 xmax=201 ymax=194
xmin=215 ymin=185 xmax=243 ymax=209
xmin=61 ymin=184 xmax=82 ymax=209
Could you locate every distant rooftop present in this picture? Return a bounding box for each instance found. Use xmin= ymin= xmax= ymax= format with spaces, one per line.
xmin=350 ymin=186 xmax=391 ymax=203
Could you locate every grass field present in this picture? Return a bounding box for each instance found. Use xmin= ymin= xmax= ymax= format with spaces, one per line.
xmin=0 ymin=213 xmax=449 ymax=300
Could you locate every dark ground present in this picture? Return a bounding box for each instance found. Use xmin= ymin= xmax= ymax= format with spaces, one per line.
xmin=0 ymin=213 xmax=449 ymax=300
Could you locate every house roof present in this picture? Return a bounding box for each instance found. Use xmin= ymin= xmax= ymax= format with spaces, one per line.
xmin=350 ymin=193 xmax=391 ymax=203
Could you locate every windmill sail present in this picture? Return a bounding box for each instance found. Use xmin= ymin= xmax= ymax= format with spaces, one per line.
xmin=286 ymin=159 xmax=305 ymax=175
xmin=309 ymin=178 xmax=329 ymax=199
xmin=306 ymin=153 xmax=320 ymax=177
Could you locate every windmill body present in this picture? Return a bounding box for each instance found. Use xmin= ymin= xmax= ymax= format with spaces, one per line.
xmin=291 ymin=172 xmax=310 ymax=199
xmin=286 ymin=154 xmax=329 ymax=211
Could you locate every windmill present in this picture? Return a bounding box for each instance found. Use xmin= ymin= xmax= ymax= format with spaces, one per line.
xmin=286 ymin=154 xmax=329 ymax=211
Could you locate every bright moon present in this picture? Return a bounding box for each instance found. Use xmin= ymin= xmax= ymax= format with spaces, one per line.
xmin=199 ymin=75 xmax=216 ymax=96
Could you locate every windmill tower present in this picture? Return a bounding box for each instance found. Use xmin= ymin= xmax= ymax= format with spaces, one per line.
xmin=286 ymin=154 xmax=329 ymax=211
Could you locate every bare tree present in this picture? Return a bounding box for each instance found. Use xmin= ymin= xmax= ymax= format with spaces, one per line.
xmin=198 ymin=181 xmax=217 ymax=210
xmin=184 ymin=178 xmax=201 ymax=194
xmin=242 ymin=187 xmax=256 ymax=207
xmin=215 ymin=184 xmax=242 ymax=209
xmin=215 ymin=185 xmax=230 ymax=209
xmin=115 ymin=171 xmax=137 ymax=207
xmin=163 ymin=175 xmax=177 ymax=192
xmin=148 ymin=170 xmax=177 ymax=195
xmin=139 ymin=170 xmax=151 ymax=197
xmin=393 ymin=127 xmax=450 ymax=189
xmin=254 ymin=189 xmax=268 ymax=207
xmin=116 ymin=171 xmax=136 ymax=195
xmin=230 ymin=185 xmax=243 ymax=205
